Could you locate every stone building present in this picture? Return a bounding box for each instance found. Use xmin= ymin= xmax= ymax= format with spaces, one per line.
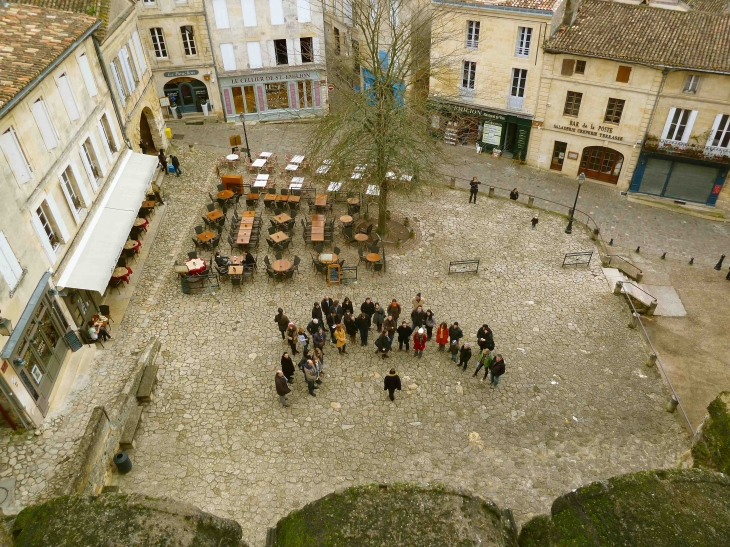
xmin=527 ymin=0 xmax=730 ymax=208
xmin=204 ymin=0 xmax=329 ymax=121
xmin=0 ymin=5 xmax=159 ymax=428
xmin=428 ymin=0 xmax=577 ymax=159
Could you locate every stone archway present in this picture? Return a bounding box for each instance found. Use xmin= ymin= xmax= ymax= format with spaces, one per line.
xmin=137 ymin=107 xmax=164 ymax=155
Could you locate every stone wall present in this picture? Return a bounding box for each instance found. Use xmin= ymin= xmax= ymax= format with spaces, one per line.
xmin=690 ymin=391 xmax=730 ymax=475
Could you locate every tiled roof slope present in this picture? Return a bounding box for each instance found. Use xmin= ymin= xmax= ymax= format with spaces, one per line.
xmin=545 ymin=0 xmax=730 ymax=73
xmin=0 ymin=4 xmax=97 ymax=109
xmin=435 ymin=0 xmax=564 ymax=12
xmin=20 ymin=0 xmax=111 ymax=40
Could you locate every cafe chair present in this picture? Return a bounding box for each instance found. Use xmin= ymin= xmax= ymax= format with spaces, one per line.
xmin=209 ymin=192 xmax=217 ymax=204
xmin=191 ymin=237 xmax=203 ymax=249
xmin=231 ymin=276 xmax=242 ymax=287
xmin=292 ymin=256 xmax=301 ymax=272
xmin=314 ymin=242 xmax=324 ymax=253
xmin=217 ymin=184 xmax=225 ymax=192
xmin=280 ymin=239 xmax=291 ymax=251
xmin=268 ymin=226 xmax=277 ymax=235
xmin=358 ymin=248 xmax=366 ymax=266
xmin=195 ymin=225 xmax=204 ymax=235
xmin=207 ymin=203 xmax=216 ymax=212
xmin=333 ymin=246 xmax=341 ymax=255
xmin=282 ymin=269 xmax=295 ymax=281
xmin=315 ymin=261 xmax=327 ymax=274
xmin=188 ymin=251 xmax=198 ymax=260
xmin=99 ymin=304 xmax=113 ymax=323
xmin=266 ymin=268 xmax=277 ymax=282
xmin=373 ymin=262 xmax=383 ymax=273
xmin=246 ymin=198 xmax=257 ymax=210
xmin=275 ymin=251 xmax=283 ymax=260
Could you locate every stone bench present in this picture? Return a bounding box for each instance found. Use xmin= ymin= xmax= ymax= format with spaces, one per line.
xmin=136 ymin=364 xmax=158 ymax=403
xmin=119 ymin=405 xmax=143 ymax=450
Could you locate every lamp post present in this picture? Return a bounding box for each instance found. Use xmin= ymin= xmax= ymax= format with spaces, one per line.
xmin=565 ymin=173 xmax=585 ymax=234
xmin=238 ymin=113 xmax=252 ymax=162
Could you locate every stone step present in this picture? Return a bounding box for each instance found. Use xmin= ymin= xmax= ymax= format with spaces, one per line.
xmin=601 ymin=267 xmax=627 ymax=292
xmin=136 ymin=364 xmax=159 ymax=403
xmin=119 ymin=405 xmax=144 ymax=450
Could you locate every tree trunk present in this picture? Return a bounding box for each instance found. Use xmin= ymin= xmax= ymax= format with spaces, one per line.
xmin=377 ymin=184 xmax=388 ymax=238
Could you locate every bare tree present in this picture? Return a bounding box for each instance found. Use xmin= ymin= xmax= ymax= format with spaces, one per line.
xmin=307 ymin=0 xmax=457 ymax=237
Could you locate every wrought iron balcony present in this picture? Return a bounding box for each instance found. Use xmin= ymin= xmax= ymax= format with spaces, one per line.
xmin=643 ymin=136 xmax=730 ymax=164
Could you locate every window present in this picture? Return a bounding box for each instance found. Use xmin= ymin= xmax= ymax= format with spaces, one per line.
xmin=220 ymin=43 xmax=236 ymax=70
xmin=604 ymin=98 xmax=625 ymax=124
xmin=334 ymin=27 xmax=341 ymax=55
xmin=274 ymin=39 xmax=289 ymax=65
xmin=111 ymin=59 xmax=129 ymax=98
xmin=710 ymin=114 xmax=730 ymax=148
xmin=297 ymin=0 xmax=311 ymax=22
xmin=269 ymin=0 xmax=284 ymax=25
xmin=117 ymin=50 xmax=137 ymax=92
xmin=508 ymin=68 xmax=527 ymax=110
xmin=181 ymin=26 xmax=197 ymax=56
xmin=132 ymin=31 xmax=147 ymax=75
xmin=664 ymin=108 xmax=692 ymax=141
xmin=36 ymin=202 xmax=60 ymax=251
xmin=232 ymin=86 xmax=257 ymax=113
xmin=563 ymin=91 xmax=582 ymax=117
xmin=127 ymin=41 xmax=142 ymax=81
xmin=99 ymin=113 xmax=118 ymax=158
xmin=265 ymin=82 xmax=288 ymax=110
xmin=466 ymin=21 xmax=479 ymax=49
xmin=150 ymin=28 xmax=167 ymax=58
xmin=241 ymin=0 xmax=257 ymax=27
xmin=298 ymin=80 xmax=314 ymax=108
xmin=352 ymin=38 xmax=360 ymax=71
xmin=561 ymin=59 xmax=575 ymax=76
xmin=212 ymin=0 xmax=230 ymax=28
xmin=575 ymin=60 xmax=586 ymax=74
xmin=247 ymin=42 xmax=263 ymax=68
xmin=616 ymin=66 xmax=632 ymax=83
xmin=300 ymin=37 xmax=313 ymax=63
xmin=515 ymin=27 xmax=532 ymax=58
xmin=461 ymin=61 xmax=476 ymax=89
xmin=684 ymin=75 xmax=700 ymax=93
xmin=60 ymin=166 xmax=83 ymax=215
xmin=80 ymin=138 xmax=102 ymax=183
xmin=551 ymin=141 xmax=567 ymax=171
xmin=0 ymin=127 xmax=32 ymax=184
xmin=142 ymin=0 xmax=155 ymax=5
xmin=77 ymin=52 xmax=98 ymax=97
xmin=56 ymin=73 xmax=80 ymax=121
xmin=31 ymin=98 xmax=59 ymax=151
xmin=0 ymin=233 xmax=23 ymax=291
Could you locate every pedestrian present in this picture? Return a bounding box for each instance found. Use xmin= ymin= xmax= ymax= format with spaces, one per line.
xmin=321 ymin=295 xmax=333 ymax=316
xmin=303 ymin=360 xmax=319 ymax=396
xmin=281 ymin=352 xmax=295 ymax=382
xmin=299 ymin=348 xmax=312 ymax=372
xmin=170 ymin=154 xmax=182 ymax=177
xmin=361 ymin=297 xmax=375 ymax=320
xmin=531 ymin=215 xmax=539 ymax=229
xmin=313 ymin=349 xmax=324 ymax=384
xmin=372 ymin=302 xmax=385 ymax=332
xmin=487 ymin=354 xmax=506 ymax=387
xmin=412 ymin=292 xmax=426 ymax=310
xmin=375 ymin=331 xmax=391 ymax=359
xmin=139 ymin=140 xmax=148 ymax=154
xmin=383 ymin=314 xmax=397 ymax=345
xmin=476 ymin=324 xmax=495 ymax=351
xmin=510 ymin=188 xmax=519 ymax=200
xmin=311 ymin=301 xmax=323 ymax=324
xmin=449 ymin=339 xmax=459 ymax=362
xmin=473 ymin=348 xmax=494 ymax=379
xmin=341 ymin=297 xmax=354 ymax=316
xmin=313 ymin=327 xmax=326 ymax=352
xmin=387 ymin=299 xmax=401 ymax=322
xmin=383 ymin=368 xmax=402 ymax=402
xmin=397 ymin=321 xmax=413 ymax=351
xmin=458 ymin=343 xmax=472 ymax=372
xmin=275 ymin=371 xmax=291 ymax=406
xmin=285 ymin=322 xmax=299 ymax=355
xmin=331 ymin=299 xmax=342 ymax=317
xmin=355 ymin=312 xmax=371 ymax=345
xmin=274 ymin=308 xmax=289 ymax=340
xmin=436 ymin=322 xmax=449 ymax=351
xmin=424 ymin=310 xmax=436 ymax=340
xmin=298 ymin=327 xmax=309 ymax=353
xmin=344 ymin=312 xmax=357 ymax=344
xmin=413 ymin=328 xmax=427 ymax=358
xmin=334 ymin=324 xmax=347 ymax=354
xmin=327 ymin=309 xmax=341 ymax=345
xmin=158 ymin=149 xmax=167 ymax=173
xmin=411 ymin=305 xmax=427 ymax=329
xmin=306 ymin=317 xmax=320 ymax=337
xmin=449 ymin=321 xmax=463 ymax=345
xmin=469 ymin=176 xmax=481 ymax=204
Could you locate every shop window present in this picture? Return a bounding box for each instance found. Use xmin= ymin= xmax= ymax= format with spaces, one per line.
xmin=298 ymin=80 xmax=313 ymax=108
xmin=265 ymin=82 xmax=289 ymax=110
xmin=551 ymin=141 xmax=567 ymax=171
xmin=515 ymin=27 xmax=532 ymax=58
xmin=563 ymin=91 xmax=582 ymax=117
xmin=603 ymin=98 xmax=625 ymax=124
xmin=150 ymin=28 xmax=168 ymax=58
xmin=232 ymin=86 xmax=257 ymax=113
xmin=181 ymin=26 xmax=197 ymax=56
xmin=301 ymin=37 xmax=314 ymax=63
xmin=232 ymin=87 xmax=245 ymax=113
xmin=466 ymin=21 xmax=479 ymax=49
xmin=575 ymin=60 xmax=586 ymax=74
xmin=683 ymin=75 xmax=700 ymax=93
xmin=616 ymin=66 xmax=631 ymax=83
xmin=274 ymin=39 xmax=289 ymax=65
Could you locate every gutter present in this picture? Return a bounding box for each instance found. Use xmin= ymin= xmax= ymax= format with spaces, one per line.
xmin=93 ymin=34 xmax=133 ymax=150
xmin=201 ymin=1 xmax=227 ymax=118
xmin=0 ymin=19 xmax=101 ymax=119
xmin=432 ymin=0 xmax=554 ymax=17
xmin=642 ymin=69 xmax=670 ymax=146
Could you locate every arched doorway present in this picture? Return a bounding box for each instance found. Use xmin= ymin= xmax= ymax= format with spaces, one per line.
xmin=163 ymin=77 xmax=209 ymax=114
xmin=579 ymin=146 xmax=624 ymax=184
xmin=139 ymin=109 xmax=157 ymax=155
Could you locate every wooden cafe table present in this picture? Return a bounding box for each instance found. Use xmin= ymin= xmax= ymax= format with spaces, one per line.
xmin=273 ymin=213 xmax=292 ymax=224
xmin=272 ymin=259 xmax=292 ymax=272
xmin=270 ymin=231 xmax=289 ymax=243
xmin=206 ymin=209 xmax=224 ymax=222
xmin=314 ymin=195 xmax=327 ymax=207
xmin=197 ymin=231 xmax=216 ymax=243
xmin=217 ymin=190 xmax=234 ymax=200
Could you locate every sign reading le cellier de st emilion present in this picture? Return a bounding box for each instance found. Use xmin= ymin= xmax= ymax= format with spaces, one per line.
xmin=553 ymin=120 xmax=624 ymax=142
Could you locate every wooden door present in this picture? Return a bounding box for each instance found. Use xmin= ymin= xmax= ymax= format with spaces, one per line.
xmin=579 ymin=146 xmax=623 ymax=184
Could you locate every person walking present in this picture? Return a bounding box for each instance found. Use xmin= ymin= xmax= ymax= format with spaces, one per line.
xmin=170 ymin=154 xmax=182 ymax=177
xmin=531 ymin=215 xmax=539 ymax=229
xmin=361 ymin=297 xmax=375 ymax=321
xmin=285 ymin=323 xmax=299 ymax=355
xmin=413 ymin=328 xmax=427 ymax=358
xmin=297 ymin=327 xmax=309 ymax=354
xmin=424 ymin=310 xmax=436 ymax=340
xmin=158 ymin=149 xmax=167 ymax=173
xmin=458 ymin=343 xmax=472 ymax=372
xmin=281 ymin=352 xmax=295 ymax=383
xmin=397 ymin=321 xmax=413 ymax=352
xmin=321 ymin=295 xmax=333 ymax=317
xmin=375 ymin=331 xmax=391 ymax=359
xmin=372 ymin=303 xmax=385 ymax=333
xmin=139 ymin=140 xmax=148 ymax=154
xmin=334 ymin=324 xmax=347 ymax=354
xmin=411 ymin=306 xmax=427 ymax=329
xmin=469 ymin=176 xmax=481 ymax=204
xmin=327 ymin=309 xmax=341 ymax=345
xmin=387 ymin=299 xmax=402 ymax=322
xmin=313 ymin=349 xmax=324 ymax=385
xmin=487 ymin=354 xmax=506 ymax=387
xmin=303 ymin=360 xmax=319 ymax=396
xmin=449 ymin=339 xmax=460 ymax=363
xmin=275 ymin=371 xmax=291 ymax=407
xmin=383 ymin=315 xmax=397 ymax=346
xmin=476 ymin=324 xmax=495 ymax=352
xmin=436 ymin=322 xmax=449 ymax=351
xmin=412 ymin=292 xmax=426 ymax=310
xmin=311 ymin=301 xmax=324 ymax=324
xmin=449 ymin=322 xmax=464 ymax=345
xmin=473 ymin=348 xmax=495 ymax=379
xmin=341 ymin=297 xmax=354 ymax=316
xmin=383 ymin=368 xmax=402 ymax=402
xmin=355 ymin=312 xmax=371 ymax=345
xmin=344 ymin=312 xmax=357 ymax=345
xmin=510 ymin=188 xmax=519 ymax=200
xmin=274 ymin=308 xmax=289 ymax=340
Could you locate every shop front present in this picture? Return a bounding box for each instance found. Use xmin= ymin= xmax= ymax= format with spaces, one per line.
xmin=162 ymin=71 xmax=212 ymax=115
xmin=221 ymin=70 xmax=324 ymax=121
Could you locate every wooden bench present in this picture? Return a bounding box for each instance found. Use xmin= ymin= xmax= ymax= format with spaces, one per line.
xmin=136 ymin=364 xmax=158 ymax=403
xmin=119 ymin=405 xmax=143 ymax=450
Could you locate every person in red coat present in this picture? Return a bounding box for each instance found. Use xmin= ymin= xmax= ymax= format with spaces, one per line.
xmin=413 ymin=327 xmax=427 ymax=358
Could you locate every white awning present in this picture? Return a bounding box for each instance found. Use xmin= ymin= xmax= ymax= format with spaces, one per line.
xmin=57 ymin=150 xmax=158 ymax=293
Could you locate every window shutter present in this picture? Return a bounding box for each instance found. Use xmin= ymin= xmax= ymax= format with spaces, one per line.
xmin=266 ymin=40 xmax=277 ymax=67
xmin=77 ymin=52 xmax=99 ymax=97
xmin=681 ymin=110 xmax=698 ymax=143
xmin=297 ymin=0 xmax=311 ymax=22
xmin=31 ymin=99 xmax=59 ymax=151
xmin=343 ymin=0 xmax=352 ymax=22
xmin=97 ymin=119 xmax=114 ymax=161
xmin=247 ymin=42 xmax=263 ymax=68
xmin=127 ymin=40 xmax=142 ymax=77
xmin=294 ymin=38 xmax=302 ymax=64
xmin=220 ymin=44 xmax=236 ymax=70
xmin=286 ymin=39 xmax=296 ymax=65
xmin=660 ymin=108 xmax=676 ymax=140
xmin=706 ymin=114 xmax=724 ymax=147
xmin=119 ymin=51 xmax=136 ymax=92
xmin=213 ymin=0 xmax=230 ymax=28
xmin=616 ymin=66 xmax=631 ymax=83
xmin=0 ymin=128 xmax=32 ymax=184
xmin=0 ymin=233 xmax=22 ymax=289
xmin=88 ymin=134 xmax=106 ymax=177
xmin=78 ymin=145 xmax=98 ymax=191
xmin=561 ymin=59 xmax=574 ymax=76
xmin=269 ymin=0 xmax=284 ymax=25
xmin=109 ymin=62 xmax=127 ymax=105
xmin=241 ymin=0 xmax=258 ymax=26
xmin=56 ymin=74 xmax=80 ymax=120
xmin=45 ymin=194 xmax=70 ymax=243
xmin=31 ymin=213 xmax=57 ymax=262
xmin=69 ymin=161 xmax=91 ymax=206
xmin=132 ymin=31 xmax=147 ymax=74
xmin=313 ymin=36 xmax=322 ymax=63
xmin=59 ymin=173 xmax=81 ymax=223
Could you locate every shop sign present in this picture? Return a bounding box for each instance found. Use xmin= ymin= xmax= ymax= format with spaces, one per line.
xmin=482 ymin=122 xmax=502 ymax=146
xmin=224 ymin=71 xmax=318 ymax=85
xmin=552 ymin=119 xmax=624 ymax=142
xmin=164 ymin=70 xmax=199 ymax=77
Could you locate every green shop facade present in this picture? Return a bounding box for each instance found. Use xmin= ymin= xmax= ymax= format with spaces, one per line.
xmin=429 ymin=101 xmax=532 ymax=160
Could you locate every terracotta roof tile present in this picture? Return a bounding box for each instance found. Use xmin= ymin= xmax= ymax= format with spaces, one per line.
xmin=435 ymin=0 xmax=563 ymax=12
xmin=0 ymin=4 xmax=97 ymax=109
xmin=20 ymin=0 xmax=111 ymax=41
xmin=545 ymin=0 xmax=730 ymax=73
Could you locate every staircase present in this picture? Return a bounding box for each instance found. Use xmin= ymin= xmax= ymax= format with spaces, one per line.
xmin=443 ymin=127 xmax=457 ymax=146
xmin=603 ymin=267 xmax=658 ymax=315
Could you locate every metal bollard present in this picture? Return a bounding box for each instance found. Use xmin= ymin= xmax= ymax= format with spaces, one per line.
xmin=635 ymin=272 xmax=643 ymax=282
xmin=528 ymin=195 xmax=534 ymax=207
xmin=613 ymin=280 xmax=624 ymax=295
xmin=609 ymin=238 xmax=614 ymax=246
xmin=628 ymin=312 xmax=639 ymax=329
xmin=661 ymin=252 xmax=666 ymax=259
xmin=666 ymin=395 xmax=679 ymax=413
xmin=450 ymin=177 xmax=456 ymax=189
xmin=726 ymin=268 xmax=730 ymax=281
xmin=635 ymin=246 xmax=641 ymax=253
xmin=689 ymin=257 xmax=694 ymax=265
xmin=714 ymin=254 xmax=725 ymax=271
xmin=488 ymin=186 xmax=495 ymax=198
xmin=646 ymin=353 xmax=657 ymax=368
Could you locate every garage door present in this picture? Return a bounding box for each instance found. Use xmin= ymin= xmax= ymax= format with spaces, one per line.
xmin=638 ymin=158 xmax=672 ymax=195
xmin=663 ymin=163 xmax=719 ymax=203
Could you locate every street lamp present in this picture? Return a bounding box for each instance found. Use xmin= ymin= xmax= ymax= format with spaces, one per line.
xmin=238 ymin=113 xmax=252 ymax=162
xmin=565 ymin=173 xmax=586 ymax=234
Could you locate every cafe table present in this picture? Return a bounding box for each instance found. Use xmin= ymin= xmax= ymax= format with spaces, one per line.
xmin=310 ymin=231 xmax=324 ymax=242
xmin=347 ymin=197 xmax=360 ymax=205
xmin=285 ymin=163 xmax=299 ymax=171
xmin=242 ymin=210 xmax=256 ymax=217
xmin=339 ymin=215 xmax=353 ymax=224
xmin=228 ymin=265 xmax=243 ymax=276
xmin=319 ymin=253 xmax=338 ymax=264
xmin=273 ymin=213 xmax=292 ymax=224
xmin=197 ymin=231 xmax=216 ymax=243
xmin=316 ymin=165 xmax=330 ymax=174
xmin=291 ymin=155 xmax=306 ymax=163
xmin=272 ymin=259 xmax=292 ymax=272
xmin=354 ymin=233 xmax=369 ymax=244
xmin=256 ymin=173 xmax=270 ymax=181
xmin=366 ymin=253 xmax=381 ymax=263
xmin=327 ymin=182 xmax=342 ymax=192
xmin=226 ymin=154 xmax=239 ymax=162
xmin=124 ymin=239 xmax=141 ymax=252
xmin=236 ymin=231 xmax=251 ymax=244
xmin=276 ymin=195 xmax=289 ymax=203
xmin=259 ymin=151 xmax=273 ymax=158
xmin=314 ymin=195 xmax=327 ymax=207
xmin=185 ymin=258 xmax=206 ymax=274
xmin=366 ymin=185 xmax=380 ymax=196
xmin=271 ymin=231 xmax=289 ymax=243
xmin=111 ymin=266 xmax=132 ymax=281
xmin=229 ymin=256 xmax=244 ymax=265
xmin=217 ymin=189 xmax=234 ymax=200
xmin=141 ymin=200 xmax=156 ymax=209
xmin=134 ymin=217 xmax=149 ymax=229
xmin=351 ymin=172 xmax=363 ymax=180
xmin=312 ymin=214 xmax=326 ymax=221
xmin=206 ymin=209 xmax=224 ymax=221
xmin=253 ymin=180 xmax=268 ymax=189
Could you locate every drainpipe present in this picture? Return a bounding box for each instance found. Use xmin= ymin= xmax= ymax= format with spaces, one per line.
xmin=641 ymin=68 xmax=669 ymax=146
xmin=92 ymin=35 xmax=133 ymax=150
xmin=201 ymin=3 xmax=228 ymax=121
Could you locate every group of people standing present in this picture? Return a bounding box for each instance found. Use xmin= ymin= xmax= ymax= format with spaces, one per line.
xmin=273 ymin=292 xmax=507 ymax=406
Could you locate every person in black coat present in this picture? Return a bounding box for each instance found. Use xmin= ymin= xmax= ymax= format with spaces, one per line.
xmin=341 ymin=297 xmax=354 ymax=316
xmin=411 ymin=306 xmax=427 ymax=328
xmin=355 ymin=312 xmax=371 ymax=346
xmin=458 ymin=343 xmax=472 ymax=372
xmin=158 ymin=149 xmax=167 ymax=173
xmin=170 ymin=155 xmax=182 ymax=177
xmin=343 ymin=312 xmax=358 ymax=344
xmin=375 ymin=332 xmax=390 ymax=359
xmin=477 ymin=324 xmax=495 ymax=351
xmin=449 ymin=322 xmax=463 ymax=344
xmin=396 ymin=321 xmax=413 ymax=351
xmin=383 ymin=368 xmax=402 ymax=401
xmin=360 ymin=297 xmax=375 ymax=319
xmin=312 ymin=302 xmax=323 ymax=322
xmin=321 ymin=296 xmax=333 ymax=316
xmin=281 ymin=352 xmax=295 ymax=382
xmin=488 ymin=354 xmax=506 ymax=387
xmin=326 ymin=310 xmax=341 ymax=345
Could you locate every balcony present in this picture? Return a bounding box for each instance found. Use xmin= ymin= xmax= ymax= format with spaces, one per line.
xmin=507 ymin=95 xmax=524 ymax=111
xmin=644 ymin=136 xmax=730 ymax=164
xmin=458 ymin=86 xmax=475 ymax=100
xmin=465 ymin=39 xmax=478 ymax=50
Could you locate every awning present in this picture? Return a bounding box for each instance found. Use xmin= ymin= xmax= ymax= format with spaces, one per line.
xmin=56 ymin=150 xmax=158 ymax=293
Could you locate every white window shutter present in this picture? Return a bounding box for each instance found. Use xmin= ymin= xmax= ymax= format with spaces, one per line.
xmin=297 ymin=0 xmax=311 ymax=22
xmin=286 ymin=39 xmax=296 ymax=65
xmin=241 ymin=0 xmax=258 ymax=26
xmin=681 ymin=110 xmax=698 ymax=143
xmin=213 ymin=0 xmax=230 ymax=28
xmin=31 ymin=213 xmax=57 ymax=263
xmin=132 ymin=31 xmax=147 ymax=75
xmin=343 ymin=0 xmax=352 ymax=23
xmin=109 ymin=62 xmax=127 ymax=105
xmin=247 ymin=42 xmax=263 ymax=68
xmin=88 ymin=134 xmax=106 ymax=178
xmin=220 ymin=44 xmax=236 ymax=71
xmin=0 ymin=233 xmax=22 ymax=289
xmin=31 ymin=99 xmax=59 ymax=151
xmin=104 ymin=111 xmax=120 ymax=150
xmin=56 ymin=74 xmax=80 ymax=121
xmin=71 ymin=159 xmax=92 ymax=206
xmin=660 ymin=108 xmax=676 ymax=140
xmin=79 ymin=145 xmax=99 ymax=191
xmin=45 ymin=194 xmax=70 ymax=243
xmin=59 ymin=175 xmax=81 ymax=224
xmin=127 ymin=40 xmax=142 ymax=77
xmin=77 ymin=52 xmax=99 ymax=97
xmin=266 ymin=41 xmax=276 ymax=67
xmin=119 ymin=51 xmax=136 ymax=92
xmin=0 ymin=128 xmax=32 ymax=184
xmin=294 ymin=38 xmax=302 ymax=65
xmin=313 ymin=36 xmax=322 ymax=63
xmin=269 ymin=0 xmax=284 ymax=25
xmin=97 ymin=120 xmax=114 ymax=161
xmin=706 ymin=114 xmax=723 ymax=147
